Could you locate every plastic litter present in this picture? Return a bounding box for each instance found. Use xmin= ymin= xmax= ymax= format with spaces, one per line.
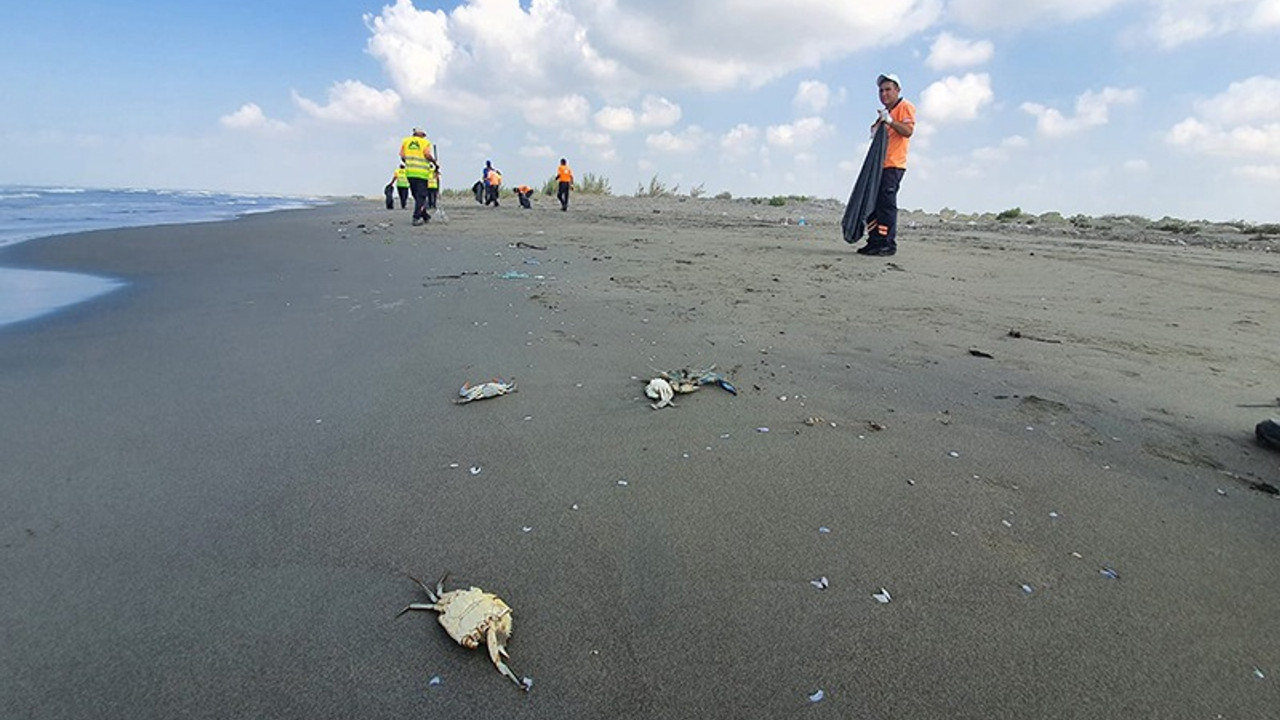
xmin=1254 ymin=667 xmax=1266 ymax=679
xmin=522 ymin=526 xmax=532 ymax=533
xmin=1021 ymin=584 xmax=1034 ymax=595
xmin=499 ymin=270 xmax=530 ymax=280
xmin=521 ymin=677 xmax=534 ymax=691
xmin=808 ymin=689 xmax=825 ymax=703
xmin=948 ymin=451 xmax=960 ymax=458
xmin=469 ymin=466 xmax=482 ymax=476
xmin=757 ymin=427 xmax=770 ymax=433
xmin=1100 ymin=567 xmax=1119 ymax=580
xmin=617 ymin=480 xmax=629 ymax=486
xmin=429 ymin=675 xmax=442 ymax=687
xmin=810 ymin=576 xmax=830 ymax=590
xmin=818 ymin=526 xmax=831 ymax=534
xmin=873 ymin=588 xmax=892 ymax=604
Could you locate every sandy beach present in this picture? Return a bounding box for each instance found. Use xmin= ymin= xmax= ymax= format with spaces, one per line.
xmin=1 ymin=195 xmax=1277 ymax=719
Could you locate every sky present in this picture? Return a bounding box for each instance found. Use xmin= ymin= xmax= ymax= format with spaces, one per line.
xmin=2 ymin=0 xmax=1279 ymax=222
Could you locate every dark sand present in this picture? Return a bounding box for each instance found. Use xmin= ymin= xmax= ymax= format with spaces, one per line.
xmin=2 ymin=195 xmax=1278 ymax=719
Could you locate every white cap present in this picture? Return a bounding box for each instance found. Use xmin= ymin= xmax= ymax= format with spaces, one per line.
xmin=877 ymin=73 xmax=901 ymax=89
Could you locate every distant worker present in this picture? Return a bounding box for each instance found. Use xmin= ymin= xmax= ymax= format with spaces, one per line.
xmin=399 ymin=127 xmax=438 ymax=226
xmin=860 ymin=73 xmax=915 ymax=256
xmin=514 ymin=185 xmax=534 ymax=209
xmin=556 ymin=158 xmax=574 ymax=211
xmin=482 ymin=160 xmax=502 ymax=207
xmin=426 ymin=159 xmax=440 ymax=210
xmin=393 ymin=164 xmax=409 ymax=209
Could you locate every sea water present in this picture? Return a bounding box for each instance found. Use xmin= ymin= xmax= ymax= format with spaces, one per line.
xmin=0 ymin=186 xmax=327 ymax=327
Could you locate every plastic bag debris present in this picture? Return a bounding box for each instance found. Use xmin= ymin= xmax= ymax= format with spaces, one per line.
xmin=873 ymin=588 xmax=892 ymax=604
xmin=810 ymin=576 xmax=830 ymax=590
xmin=521 ymin=677 xmax=534 ymax=691
xmin=522 ymin=526 xmax=533 ymax=533
xmin=1100 ymin=567 xmax=1120 ymax=580
xmin=809 ymin=690 xmax=825 ymax=703
xmin=455 ymin=379 xmax=517 ymax=404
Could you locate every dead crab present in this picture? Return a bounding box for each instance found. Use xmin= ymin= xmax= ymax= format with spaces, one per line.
xmin=454 ymin=378 xmax=517 ymax=404
xmin=398 ymin=573 xmax=526 ymax=690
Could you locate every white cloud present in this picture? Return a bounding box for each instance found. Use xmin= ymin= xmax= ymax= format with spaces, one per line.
xmin=594 ymin=106 xmax=637 ymax=132
xmin=292 ymin=81 xmax=401 ymax=124
xmin=520 ymin=94 xmax=591 ymax=128
xmin=1166 ymin=76 xmax=1280 ymax=160
xmin=925 ymin=32 xmax=995 ymax=69
xmin=520 ymin=144 xmax=556 ymax=159
xmin=947 ymin=0 xmax=1125 ymax=27
xmin=765 ymin=117 xmax=835 ymax=148
xmin=646 ymin=126 xmax=708 ymax=153
xmin=638 ymin=96 xmax=682 ymax=128
xmin=1234 ymin=164 xmax=1280 ymax=181
xmin=1123 ymin=158 xmax=1150 ymax=172
xmin=793 ymin=81 xmax=832 ymax=114
xmin=720 ymin=124 xmax=762 ymax=158
xmin=219 ymin=103 xmax=288 ymax=132
xmin=1145 ymin=0 xmax=1280 ymax=49
xmin=1021 ymin=86 xmax=1138 ymax=137
xmin=969 ymin=135 xmax=1029 ymax=162
xmin=920 ymin=73 xmax=994 ymax=123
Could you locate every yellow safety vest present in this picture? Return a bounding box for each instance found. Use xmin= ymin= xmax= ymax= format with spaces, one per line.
xmin=400 ymin=136 xmax=434 ymax=180
xmin=426 ymin=163 xmax=439 ymax=188
xmin=395 ymin=168 xmax=409 ymax=187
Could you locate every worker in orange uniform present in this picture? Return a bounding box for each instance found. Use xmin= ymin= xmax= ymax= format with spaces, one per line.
xmin=860 ymin=74 xmax=915 ymax=256
xmin=514 ymin=184 xmax=534 ymax=209
xmin=555 ymin=158 xmax=574 ymax=211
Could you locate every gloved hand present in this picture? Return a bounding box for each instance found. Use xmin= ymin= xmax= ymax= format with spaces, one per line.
xmin=877 ymin=108 xmax=890 ymax=124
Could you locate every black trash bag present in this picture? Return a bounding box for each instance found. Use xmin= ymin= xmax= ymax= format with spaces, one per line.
xmin=841 ymin=123 xmax=888 ymax=244
xmin=384 ymin=183 xmax=395 ymax=210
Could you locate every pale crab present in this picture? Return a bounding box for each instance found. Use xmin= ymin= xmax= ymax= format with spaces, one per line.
xmin=398 ymin=573 xmax=527 ymax=690
xmin=454 ymin=378 xmax=517 ymax=404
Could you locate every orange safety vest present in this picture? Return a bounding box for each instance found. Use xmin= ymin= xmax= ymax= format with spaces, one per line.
xmin=557 ymin=164 xmax=573 ymax=183
xmin=884 ymin=99 xmax=916 ymax=170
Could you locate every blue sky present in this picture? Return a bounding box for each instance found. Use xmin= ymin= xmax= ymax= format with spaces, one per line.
xmin=2 ymin=0 xmax=1278 ymax=221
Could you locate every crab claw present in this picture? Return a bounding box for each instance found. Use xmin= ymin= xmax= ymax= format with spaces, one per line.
xmin=486 ymin=625 xmax=524 ymax=690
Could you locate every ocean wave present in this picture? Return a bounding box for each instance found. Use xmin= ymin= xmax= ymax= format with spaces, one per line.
xmin=0 ymin=193 xmax=41 ymax=200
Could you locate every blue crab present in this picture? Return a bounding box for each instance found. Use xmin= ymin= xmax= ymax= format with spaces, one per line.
xmin=398 ymin=573 xmax=526 ymax=690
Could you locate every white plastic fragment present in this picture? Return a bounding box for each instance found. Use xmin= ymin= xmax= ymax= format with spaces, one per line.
xmin=521 ymin=677 xmax=534 ymax=691
xmin=1049 ymin=511 xmax=1060 ymax=519
xmin=469 ymin=466 xmax=482 ymax=476
xmin=1216 ymin=488 xmax=1227 ymax=496
xmin=818 ymin=526 xmax=831 ymax=534
xmin=571 ymin=504 xmax=579 ymax=511
xmin=449 ymin=463 xmax=459 ymax=468
xmin=873 ymin=588 xmax=892 ymax=604
xmin=522 ymin=526 xmax=533 ymax=533
xmin=1254 ymin=667 xmax=1266 ymax=680
xmin=617 ymin=480 xmax=629 ymax=486
xmin=756 ymin=427 xmax=770 ymax=433
xmin=948 ymin=451 xmax=960 ymax=458
xmin=1021 ymin=584 xmax=1034 ymax=595
xmin=1002 ymin=520 xmax=1013 ymax=528
xmin=810 ymin=576 xmax=829 ymax=590
xmin=809 ymin=690 xmax=825 ymax=703
xmin=1100 ymin=567 xmax=1119 ymax=580
xmin=428 ymin=675 xmax=442 ymax=686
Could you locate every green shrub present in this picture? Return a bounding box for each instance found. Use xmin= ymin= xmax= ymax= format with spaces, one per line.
xmin=996 ymin=207 xmax=1022 ymax=221
xmin=767 ymin=196 xmax=787 ymax=207
xmin=635 ymin=175 xmax=671 ymax=197
xmin=714 ymin=191 xmax=732 ymax=200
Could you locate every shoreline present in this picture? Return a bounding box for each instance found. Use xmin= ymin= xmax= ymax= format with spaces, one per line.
xmin=2 ymin=195 xmax=1277 ymax=718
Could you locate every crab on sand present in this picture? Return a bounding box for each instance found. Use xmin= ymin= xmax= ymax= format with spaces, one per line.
xmin=398 ymin=573 xmax=526 ymax=690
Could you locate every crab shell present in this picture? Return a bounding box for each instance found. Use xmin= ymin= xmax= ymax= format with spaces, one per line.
xmin=400 ymin=575 xmax=524 ymax=690
xmin=434 ymin=587 xmax=513 ymax=650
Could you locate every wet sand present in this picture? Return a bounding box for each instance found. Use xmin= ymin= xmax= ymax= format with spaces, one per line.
xmin=1 ymin=195 xmax=1277 ymax=719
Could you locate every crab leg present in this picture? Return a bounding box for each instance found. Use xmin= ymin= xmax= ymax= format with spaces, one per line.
xmin=396 ymin=602 xmax=439 ymax=618
xmin=486 ymin=625 xmax=524 ymax=689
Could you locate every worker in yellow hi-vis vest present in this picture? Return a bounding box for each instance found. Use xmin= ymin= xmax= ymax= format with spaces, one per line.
xmin=399 ymin=127 xmax=438 ymax=226
xmin=393 ymin=164 xmax=409 ymax=209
